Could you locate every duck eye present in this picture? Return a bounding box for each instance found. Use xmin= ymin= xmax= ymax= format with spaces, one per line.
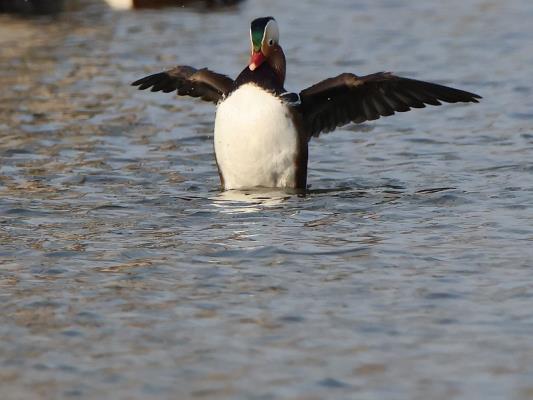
xmin=268 ymin=39 xmax=274 ymax=46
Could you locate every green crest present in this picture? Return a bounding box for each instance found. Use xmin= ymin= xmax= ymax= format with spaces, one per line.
xmin=250 ymin=17 xmax=274 ymax=52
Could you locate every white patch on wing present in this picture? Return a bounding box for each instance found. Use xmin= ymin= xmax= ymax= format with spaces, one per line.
xmin=214 ymin=84 xmax=299 ymax=190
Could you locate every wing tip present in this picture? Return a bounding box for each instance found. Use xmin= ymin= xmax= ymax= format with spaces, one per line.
xmin=454 ymin=92 xmax=482 ymax=104
xmin=131 ymin=77 xmax=154 ymax=90
xmin=461 ymin=90 xmax=482 ymax=103
xmin=131 ymin=72 xmax=167 ymax=90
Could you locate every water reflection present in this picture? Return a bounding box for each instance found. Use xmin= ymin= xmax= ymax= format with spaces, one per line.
xmin=211 ymin=189 xmax=293 ymax=213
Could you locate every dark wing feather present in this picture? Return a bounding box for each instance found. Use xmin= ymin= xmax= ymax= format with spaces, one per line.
xmin=299 ymin=72 xmax=481 ymax=138
xmin=132 ymin=66 xmax=233 ymax=104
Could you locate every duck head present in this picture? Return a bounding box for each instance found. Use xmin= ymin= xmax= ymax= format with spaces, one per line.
xmin=249 ymin=17 xmax=286 ymax=85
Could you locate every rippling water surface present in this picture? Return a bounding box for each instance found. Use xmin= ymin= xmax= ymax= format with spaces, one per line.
xmin=1 ymin=0 xmax=533 ymax=399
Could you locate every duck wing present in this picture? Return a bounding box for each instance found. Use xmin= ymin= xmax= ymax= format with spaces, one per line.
xmin=299 ymin=72 xmax=481 ymax=138
xmin=132 ymin=65 xmax=234 ymax=104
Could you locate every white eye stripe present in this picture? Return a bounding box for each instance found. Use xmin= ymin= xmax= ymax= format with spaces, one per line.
xmin=262 ymin=19 xmax=279 ymax=46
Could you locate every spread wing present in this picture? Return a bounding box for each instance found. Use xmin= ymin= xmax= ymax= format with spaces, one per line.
xmin=299 ymin=72 xmax=481 ymax=138
xmin=132 ymin=65 xmax=234 ymax=104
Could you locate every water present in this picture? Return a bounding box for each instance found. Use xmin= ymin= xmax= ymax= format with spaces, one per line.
xmin=1 ymin=0 xmax=533 ymax=399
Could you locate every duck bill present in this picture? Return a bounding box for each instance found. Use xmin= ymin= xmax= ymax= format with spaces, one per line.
xmin=249 ymin=51 xmax=265 ymax=71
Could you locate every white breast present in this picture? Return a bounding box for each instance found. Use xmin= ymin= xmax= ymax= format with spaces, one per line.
xmin=214 ymin=84 xmax=299 ymax=190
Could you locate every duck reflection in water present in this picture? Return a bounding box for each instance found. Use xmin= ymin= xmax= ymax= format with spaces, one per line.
xmin=212 ymin=189 xmax=293 ymax=214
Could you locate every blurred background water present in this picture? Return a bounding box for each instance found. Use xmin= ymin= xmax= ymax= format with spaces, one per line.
xmin=1 ymin=0 xmax=532 ymax=399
